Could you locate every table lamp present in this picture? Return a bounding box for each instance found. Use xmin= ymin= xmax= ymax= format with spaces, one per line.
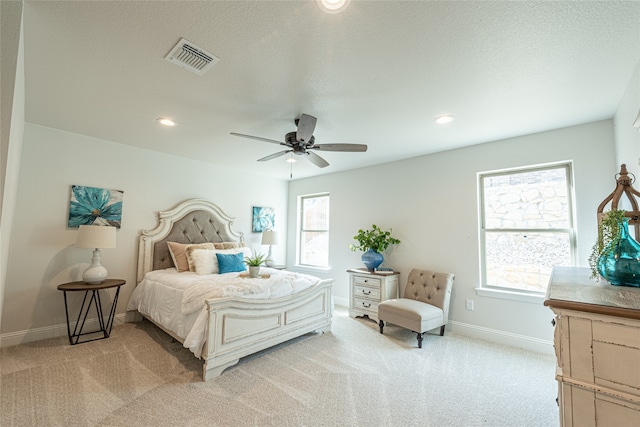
xmin=261 ymin=230 xmax=279 ymax=267
xmin=76 ymin=225 xmax=116 ymax=284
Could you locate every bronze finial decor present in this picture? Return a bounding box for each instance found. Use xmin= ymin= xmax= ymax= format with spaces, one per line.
xmin=597 ymin=164 xmax=640 ymax=240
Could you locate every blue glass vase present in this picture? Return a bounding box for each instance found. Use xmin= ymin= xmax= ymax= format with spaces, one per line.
xmin=597 ymin=218 xmax=640 ymax=287
xmin=361 ymin=249 xmax=384 ymax=271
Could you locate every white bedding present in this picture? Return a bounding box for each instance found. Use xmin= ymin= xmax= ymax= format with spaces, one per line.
xmin=127 ymin=267 xmax=321 ymax=357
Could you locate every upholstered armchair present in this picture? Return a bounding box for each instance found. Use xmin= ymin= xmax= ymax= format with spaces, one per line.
xmin=377 ymin=268 xmax=455 ymax=348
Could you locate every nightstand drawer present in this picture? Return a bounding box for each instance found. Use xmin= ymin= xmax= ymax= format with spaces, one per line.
xmin=353 ymin=297 xmax=378 ymax=312
xmin=353 ymin=276 xmax=381 ymax=288
xmin=353 ymin=285 xmax=380 ymax=300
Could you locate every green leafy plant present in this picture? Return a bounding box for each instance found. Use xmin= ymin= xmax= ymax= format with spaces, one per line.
xmin=244 ymin=250 xmax=267 ymax=267
xmin=350 ymin=224 xmax=401 ymax=253
xmin=589 ymin=209 xmax=626 ymax=278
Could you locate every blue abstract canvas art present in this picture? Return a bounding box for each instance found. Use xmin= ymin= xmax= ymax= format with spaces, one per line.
xmin=252 ymin=206 xmax=274 ymax=232
xmin=68 ymin=185 xmax=123 ymax=228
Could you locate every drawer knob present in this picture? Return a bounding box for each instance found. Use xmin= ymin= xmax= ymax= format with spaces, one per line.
xmin=362 ymin=302 xmax=371 ymax=308
xmin=362 ymin=290 xmax=371 ymax=295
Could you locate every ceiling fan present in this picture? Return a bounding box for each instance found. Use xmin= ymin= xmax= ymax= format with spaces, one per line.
xmin=230 ymin=114 xmax=367 ymax=168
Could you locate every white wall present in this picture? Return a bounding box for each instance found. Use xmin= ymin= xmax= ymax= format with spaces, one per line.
xmin=288 ymin=120 xmax=616 ymax=353
xmin=614 ymin=61 xmax=640 ymax=178
xmin=0 ymin=0 xmax=25 ymax=341
xmin=1 ymin=124 xmax=288 ymax=343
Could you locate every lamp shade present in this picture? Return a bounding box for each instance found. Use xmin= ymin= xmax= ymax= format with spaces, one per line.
xmin=261 ymin=230 xmax=279 ymax=246
xmin=76 ymin=225 xmax=116 ymax=249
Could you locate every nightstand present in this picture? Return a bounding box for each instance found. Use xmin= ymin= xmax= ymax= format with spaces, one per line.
xmin=57 ymin=279 xmax=126 ymax=345
xmin=347 ymin=268 xmax=399 ymax=322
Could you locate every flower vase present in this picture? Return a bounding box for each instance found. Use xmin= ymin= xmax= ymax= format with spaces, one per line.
xmin=361 ymin=249 xmax=384 ymax=271
xmin=597 ymin=218 xmax=640 ymax=287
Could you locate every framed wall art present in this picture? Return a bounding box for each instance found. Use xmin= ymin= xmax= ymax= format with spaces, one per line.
xmin=68 ymin=185 xmax=124 ymax=228
xmin=252 ymin=206 xmax=274 ymax=232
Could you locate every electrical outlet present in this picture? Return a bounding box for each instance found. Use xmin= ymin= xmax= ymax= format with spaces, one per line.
xmin=466 ymin=299 xmax=474 ymax=310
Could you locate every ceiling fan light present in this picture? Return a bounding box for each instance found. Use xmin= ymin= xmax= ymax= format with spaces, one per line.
xmin=317 ymin=0 xmax=350 ymax=14
xmin=435 ymin=115 xmax=455 ymax=124
xmin=157 ymin=118 xmax=176 ymax=127
xmin=286 ymin=155 xmax=296 ymax=163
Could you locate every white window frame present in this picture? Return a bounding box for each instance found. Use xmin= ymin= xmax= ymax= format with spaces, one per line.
xmin=477 ymin=162 xmax=577 ymax=303
xmin=296 ymin=193 xmax=330 ymax=269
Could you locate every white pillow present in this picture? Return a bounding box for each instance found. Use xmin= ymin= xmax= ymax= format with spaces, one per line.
xmin=167 ymin=242 xmax=215 ymax=272
xmin=189 ymin=247 xmax=251 ymax=275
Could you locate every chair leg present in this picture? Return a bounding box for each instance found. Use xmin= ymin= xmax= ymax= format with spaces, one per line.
xmin=416 ymin=332 xmax=424 ymax=348
xmin=378 ymin=320 xmax=384 ymax=334
xmin=440 ymin=325 xmax=446 ymax=336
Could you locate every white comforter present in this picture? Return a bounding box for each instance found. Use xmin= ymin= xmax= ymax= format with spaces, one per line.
xmin=127 ymin=267 xmax=321 ymax=357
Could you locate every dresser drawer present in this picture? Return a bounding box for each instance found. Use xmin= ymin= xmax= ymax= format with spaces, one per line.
xmin=353 ymin=275 xmax=381 ymax=288
xmin=353 ymin=285 xmax=380 ymax=300
xmin=353 ymin=297 xmax=378 ymax=312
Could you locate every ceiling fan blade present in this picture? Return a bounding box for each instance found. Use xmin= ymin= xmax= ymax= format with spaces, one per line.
xmin=312 ymin=143 xmax=368 ymax=152
xmin=257 ymin=150 xmax=291 ymax=162
xmin=230 ymin=132 xmax=285 ymax=146
xmin=305 ymin=151 xmax=330 ymax=168
xmin=296 ymin=114 xmax=317 ymax=144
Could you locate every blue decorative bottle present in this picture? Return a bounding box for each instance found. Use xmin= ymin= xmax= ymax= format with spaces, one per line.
xmin=361 ymin=249 xmax=384 ymax=271
xmin=598 ymin=218 xmax=640 ymax=287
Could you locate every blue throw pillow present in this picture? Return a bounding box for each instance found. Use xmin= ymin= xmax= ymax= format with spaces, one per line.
xmin=216 ymin=252 xmax=246 ymax=274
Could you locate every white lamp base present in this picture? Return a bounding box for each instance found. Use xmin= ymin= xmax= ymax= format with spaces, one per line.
xmin=83 ymin=248 xmax=108 ymax=284
xmin=265 ymin=245 xmax=275 ymax=267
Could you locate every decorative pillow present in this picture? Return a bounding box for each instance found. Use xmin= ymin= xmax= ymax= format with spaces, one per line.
xmin=187 ymin=247 xmax=252 ymax=275
xmin=167 ymin=242 xmax=215 ymax=272
xmin=188 ymin=248 xmax=218 ymax=275
xmin=216 ymin=252 xmax=247 ymax=274
xmin=213 ymin=242 xmax=246 ymax=250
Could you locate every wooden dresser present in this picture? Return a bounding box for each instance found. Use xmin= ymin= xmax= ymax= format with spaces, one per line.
xmin=347 ymin=268 xmax=399 ymax=322
xmin=544 ymin=267 xmax=640 ymax=427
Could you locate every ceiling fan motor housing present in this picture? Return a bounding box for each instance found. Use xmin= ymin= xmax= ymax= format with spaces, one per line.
xmin=285 ymin=132 xmax=315 ymax=150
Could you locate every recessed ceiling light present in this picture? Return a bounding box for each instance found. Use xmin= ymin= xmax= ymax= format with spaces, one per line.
xmin=157 ymin=118 xmax=176 ymax=127
xmin=317 ymin=0 xmax=351 ymax=14
xmin=435 ymin=115 xmax=455 ymax=124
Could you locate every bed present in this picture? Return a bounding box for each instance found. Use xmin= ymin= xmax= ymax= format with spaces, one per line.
xmin=128 ymin=198 xmax=333 ymax=380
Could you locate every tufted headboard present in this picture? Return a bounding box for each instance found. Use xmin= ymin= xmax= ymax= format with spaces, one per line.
xmin=404 ymin=269 xmax=455 ymax=322
xmin=137 ymin=199 xmax=244 ymax=283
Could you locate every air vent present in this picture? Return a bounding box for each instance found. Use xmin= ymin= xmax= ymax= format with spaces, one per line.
xmin=165 ymin=38 xmax=219 ymax=76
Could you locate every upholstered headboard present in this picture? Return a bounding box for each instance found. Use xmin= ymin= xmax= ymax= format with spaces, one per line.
xmin=137 ymin=199 xmax=244 ymax=283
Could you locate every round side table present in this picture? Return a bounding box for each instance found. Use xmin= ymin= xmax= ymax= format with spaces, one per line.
xmin=57 ymin=279 xmax=126 ymax=345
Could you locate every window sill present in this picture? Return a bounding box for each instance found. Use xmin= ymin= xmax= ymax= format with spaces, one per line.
xmin=292 ymin=265 xmax=331 ymax=274
xmin=475 ymin=287 xmax=545 ymax=304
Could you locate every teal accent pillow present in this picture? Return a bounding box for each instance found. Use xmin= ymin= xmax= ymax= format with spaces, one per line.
xmin=216 ymin=252 xmax=246 ymax=274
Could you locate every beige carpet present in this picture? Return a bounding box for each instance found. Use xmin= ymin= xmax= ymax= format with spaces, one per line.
xmin=1 ymin=307 xmax=558 ymax=426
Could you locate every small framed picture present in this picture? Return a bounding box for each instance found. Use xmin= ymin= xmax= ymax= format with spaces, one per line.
xmin=68 ymin=185 xmax=124 ymax=228
xmin=252 ymin=206 xmax=274 ymax=232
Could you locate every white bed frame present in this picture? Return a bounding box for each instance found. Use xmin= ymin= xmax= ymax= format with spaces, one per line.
xmin=136 ymin=199 xmax=333 ymax=380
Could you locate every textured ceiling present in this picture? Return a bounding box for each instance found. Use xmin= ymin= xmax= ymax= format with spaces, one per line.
xmin=22 ymin=1 xmax=640 ymax=180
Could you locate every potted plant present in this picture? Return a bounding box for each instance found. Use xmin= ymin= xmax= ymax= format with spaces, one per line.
xmin=350 ymin=224 xmax=400 ymax=271
xmin=244 ymin=250 xmax=267 ymax=278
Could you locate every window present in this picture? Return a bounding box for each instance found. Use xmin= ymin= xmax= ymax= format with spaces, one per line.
xmin=298 ymin=193 xmax=330 ymax=268
xmin=479 ymin=163 xmax=576 ymax=294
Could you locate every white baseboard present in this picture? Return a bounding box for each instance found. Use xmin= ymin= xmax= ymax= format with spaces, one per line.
xmin=333 ymin=295 xmax=348 ymax=308
xmin=1 ymin=311 xmax=554 ymax=357
xmin=450 ymin=320 xmax=554 ymax=356
xmin=0 ymin=313 xmax=127 ymax=347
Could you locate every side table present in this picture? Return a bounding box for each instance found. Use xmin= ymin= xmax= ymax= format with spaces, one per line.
xmin=57 ymin=279 xmax=126 ymax=345
xmin=347 ymin=268 xmax=399 ymax=323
